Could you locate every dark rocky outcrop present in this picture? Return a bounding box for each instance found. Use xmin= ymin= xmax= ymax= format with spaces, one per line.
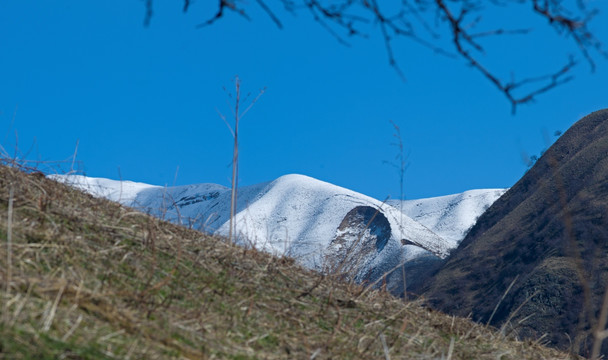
xmin=423 ymin=109 xmax=608 ymax=356
xmin=325 ymin=206 xmax=392 ymax=282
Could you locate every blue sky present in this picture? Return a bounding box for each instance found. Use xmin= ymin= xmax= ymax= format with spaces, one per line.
xmin=1 ymin=1 xmax=607 ymax=200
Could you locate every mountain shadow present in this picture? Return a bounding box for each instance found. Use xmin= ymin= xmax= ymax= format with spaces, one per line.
xmin=422 ymin=109 xmax=608 ymax=356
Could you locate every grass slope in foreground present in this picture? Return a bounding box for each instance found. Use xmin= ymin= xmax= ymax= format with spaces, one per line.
xmin=0 ymin=165 xmax=575 ymax=359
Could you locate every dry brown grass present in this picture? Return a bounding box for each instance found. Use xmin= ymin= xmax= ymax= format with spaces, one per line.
xmin=0 ymin=165 xmax=579 ymax=359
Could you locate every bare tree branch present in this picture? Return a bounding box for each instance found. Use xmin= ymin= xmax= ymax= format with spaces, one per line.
xmin=531 ymin=0 xmax=607 ymax=71
xmin=197 ymin=0 xmax=251 ymax=28
xmin=304 ymin=0 xmax=368 ymax=46
xmin=168 ymin=0 xmax=607 ymax=111
xmin=435 ymin=0 xmax=578 ymax=112
xmin=143 ymin=0 xmax=153 ymax=27
xmin=469 ymin=27 xmax=530 ymax=39
xmin=256 ymin=0 xmax=284 ymax=29
xmin=368 ymin=0 xmax=406 ymax=80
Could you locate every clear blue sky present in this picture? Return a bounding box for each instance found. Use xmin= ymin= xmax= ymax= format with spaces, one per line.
xmin=1 ymin=1 xmax=607 ymax=200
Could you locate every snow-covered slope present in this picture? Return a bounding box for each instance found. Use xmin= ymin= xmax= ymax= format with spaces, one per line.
xmin=51 ymin=174 xmax=507 ymax=295
xmin=389 ymin=189 xmax=507 ymax=250
xmin=52 ymin=176 xmax=162 ymax=204
xmin=51 ymin=174 xmax=449 ymax=279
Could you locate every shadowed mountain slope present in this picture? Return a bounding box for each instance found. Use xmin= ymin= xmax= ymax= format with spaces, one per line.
xmin=423 ymin=109 xmax=608 ymax=356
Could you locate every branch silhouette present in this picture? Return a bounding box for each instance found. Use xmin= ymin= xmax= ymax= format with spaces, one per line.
xmin=143 ymin=0 xmax=606 ymax=112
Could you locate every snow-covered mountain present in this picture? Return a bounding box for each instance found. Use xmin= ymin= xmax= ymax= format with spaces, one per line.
xmin=51 ymin=174 xmax=451 ymax=284
xmin=389 ymin=189 xmax=507 ymax=250
xmin=50 ymin=174 xmax=505 ymax=294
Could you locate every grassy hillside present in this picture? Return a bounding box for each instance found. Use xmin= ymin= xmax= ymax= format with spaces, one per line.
xmin=0 ymin=165 xmax=576 ymax=359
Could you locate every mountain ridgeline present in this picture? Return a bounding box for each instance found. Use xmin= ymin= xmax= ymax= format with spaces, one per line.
xmin=52 ymin=173 xmax=506 ymax=299
xmin=422 ymin=109 xmax=608 ymax=356
xmin=52 ymin=174 xmax=448 ymax=296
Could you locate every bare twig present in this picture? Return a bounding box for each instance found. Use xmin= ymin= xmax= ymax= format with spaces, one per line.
xmin=486 ymin=274 xmax=519 ymax=326
xmin=435 ymin=0 xmax=577 ymax=113
xmin=42 ymin=279 xmax=67 ymax=332
xmin=499 ymin=290 xmax=540 ymax=337
xmin=69 ymin=139 xmax=79 ymax=175
xmin=62 ymin=315 xmax=83 ymax=341
xmin=446 ymin=336 xmax=455 ymax=360
xmin=144 ymin=0 xmax=153 ymax=27
xmin=592 ymin=285 xmax=608 ymax=358
xmin=229 ymin=77 xmax=240 ymax=244
xmin=531 ymin=0 xmax=607 ymax=72
xmin=216 ymin=76 xmax=264 ymax=244
xmin=256 ymin=0 xmax=283 ymax=28
xmin=4 ymin=185 xmax=15 ymax=324
xmin=197 ymin=0 xmax=251 ymax=28
xmin=380 ymin=332 xmax=391 ymax=360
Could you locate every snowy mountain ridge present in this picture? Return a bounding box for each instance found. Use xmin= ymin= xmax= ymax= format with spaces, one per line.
xmin=389 ymin=188 xmax=507 ymax=250
xmin=50 ymin=173 xmax=505 ymax=292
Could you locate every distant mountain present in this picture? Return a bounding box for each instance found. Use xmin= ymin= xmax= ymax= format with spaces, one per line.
xmin=52 ymin=174 xmax=455 ymax=294
xmin=52 ymin=173 xmax=505 ymax=296
xmin=423 ymin=109 xmax=608 ymax=356
xmin=389 ymin=189 xmax=507 ymax=250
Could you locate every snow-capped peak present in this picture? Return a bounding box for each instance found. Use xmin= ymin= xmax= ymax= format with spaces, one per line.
xmin=390 ymin=188 xmax=507 ymax=250
xmin=50 ymin=173 xmax=506 ymax=296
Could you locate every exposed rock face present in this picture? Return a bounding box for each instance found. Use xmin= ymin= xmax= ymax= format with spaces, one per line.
xmin=423 ymin=109 xmax=608 ymax=356
xmin=325 ymin=206 xmax=392 ymax=282
xmin=324 ymin=205 xmax=443 ymax=296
